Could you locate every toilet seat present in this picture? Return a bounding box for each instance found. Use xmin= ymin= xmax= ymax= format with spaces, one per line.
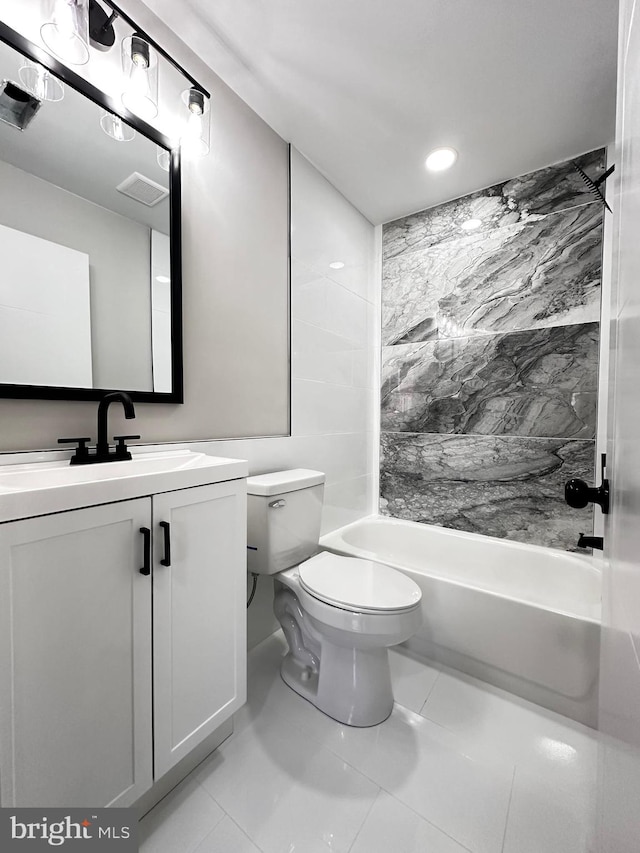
xmin=298 ymin=552 xmax=421 ymax=614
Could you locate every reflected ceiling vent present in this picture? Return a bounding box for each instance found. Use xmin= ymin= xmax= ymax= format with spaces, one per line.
xmin=0 ymin=80 xmax=41 ymax=131
xmin=116 ymin=171 xmax=169 ymax=206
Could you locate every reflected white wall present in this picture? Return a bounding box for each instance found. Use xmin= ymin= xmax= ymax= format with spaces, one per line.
xmin=0 ymin=223 xmax=92 ymax=387
xmin=151 ymin=230 xmax=172 ymax=393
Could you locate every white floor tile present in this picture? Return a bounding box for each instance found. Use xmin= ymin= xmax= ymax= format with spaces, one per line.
xmin=389 ymin=646 xmax=440 ymax=712
xmin=233 ymin=633 xmax=338 ymax=746
xmin=315 ymin=704 xmax=514 ymax=853
xmin=139 ymin=778 xmax=225 ymax=853
xmin=194 ymin=816 xmax=262 ymax=853
xmin=420 ymin=669 xmax=599 ymax=799
xmin=138 ymin=633 xmax=599 ymax=853
xmin=502 ymin=768 xmax=597 ymax=853
xmin=350 ymin=790 xmax=471 ymax=853
xmin=196 ymin=712 xmax=379 ymax=853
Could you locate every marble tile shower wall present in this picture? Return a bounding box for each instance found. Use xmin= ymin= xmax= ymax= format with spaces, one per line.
xmin=380 ymin=150 xmax=606 ymax=550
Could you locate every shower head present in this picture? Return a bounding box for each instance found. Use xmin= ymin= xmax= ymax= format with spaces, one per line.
xmin=572 ymin=162 xmax=615 ymax=213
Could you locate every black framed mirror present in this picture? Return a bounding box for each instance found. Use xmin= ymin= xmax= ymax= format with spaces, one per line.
xmin=0 ymin=21 xmax=183 ymax=403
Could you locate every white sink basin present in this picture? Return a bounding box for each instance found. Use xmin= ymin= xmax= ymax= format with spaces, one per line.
xmin=0 ymin=449 xmax=248 ymax=522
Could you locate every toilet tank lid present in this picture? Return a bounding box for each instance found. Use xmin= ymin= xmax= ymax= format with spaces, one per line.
xmin=246 ymin=468 xmax=325 ymax=496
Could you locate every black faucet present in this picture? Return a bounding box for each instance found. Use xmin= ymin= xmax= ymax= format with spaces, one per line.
xmin=58 ymin=392 xmax=140 ymax=465
xmin=97 ymin=392 xmax=136 ymax=460
xmin=577 ymin=533 xmax=604 ymax=551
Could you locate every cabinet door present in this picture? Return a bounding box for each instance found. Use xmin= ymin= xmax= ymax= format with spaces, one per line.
xmin=153 ymin=481 xmax=247 ymax=779
xmin=0 ymin=500 xmax=153 ymax=808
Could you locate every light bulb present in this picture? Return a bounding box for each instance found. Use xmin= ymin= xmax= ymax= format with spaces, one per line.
xmin=180 ymin=88 xmax=210 ymax=157
xmin=131 ymin=63 xmax=150 ymax=98
xmin=54 ymin=0 xmax=76 ymax=39
xmin=111 ymin=116 xmax=128 ymax=141
xmin=121 ymin=35 xmax=158 ymax=120
xmin=182 ymin=111 xmax=203 ymax=152
xmin=33 ymin=68 xmax=47 ymax=100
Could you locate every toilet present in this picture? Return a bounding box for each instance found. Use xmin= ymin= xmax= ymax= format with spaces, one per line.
xmin=247 ymin=468 xmax=422 ymax=727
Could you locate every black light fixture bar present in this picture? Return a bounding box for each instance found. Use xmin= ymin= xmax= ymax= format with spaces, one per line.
xmin=101 ymin=0 xmax=210 ymax=98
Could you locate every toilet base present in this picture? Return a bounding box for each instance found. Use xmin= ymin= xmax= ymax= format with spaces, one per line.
xmin=280 ymin=640 xmax=394 ymax=727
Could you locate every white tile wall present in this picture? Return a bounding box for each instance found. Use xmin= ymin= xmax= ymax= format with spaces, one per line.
xmin=289 ymin=147 xmax=378 ymax=531
xmin=186 ymin=149 xmax=379 ymax=647
xmin=191 ymin=148 xmax=377 ymax=534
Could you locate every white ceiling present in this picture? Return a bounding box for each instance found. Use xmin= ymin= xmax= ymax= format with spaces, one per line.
xmin=141 ymin=0 xmax=619 ymax=224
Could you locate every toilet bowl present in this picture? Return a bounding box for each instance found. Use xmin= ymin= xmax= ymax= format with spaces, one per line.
xmin=247 ymin=469 xmax=423 ymax=726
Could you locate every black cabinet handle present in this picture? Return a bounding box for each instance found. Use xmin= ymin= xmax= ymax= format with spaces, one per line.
xmin=160 ymin=521 xmax=171 ymax=567
xmin=140 ymin=527 xmax=151 ymax=576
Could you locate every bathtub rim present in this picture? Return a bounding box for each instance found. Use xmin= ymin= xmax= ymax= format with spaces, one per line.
xmin=320 ymin=514 xmax=602 ymax=626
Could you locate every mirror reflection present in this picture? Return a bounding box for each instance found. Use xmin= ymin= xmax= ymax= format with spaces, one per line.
xmin=0 ymin=36 xmax=173 ymax=394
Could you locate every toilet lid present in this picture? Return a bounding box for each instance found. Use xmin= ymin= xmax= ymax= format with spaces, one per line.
xmin=298 ymin=552 xmax=422 ymax=613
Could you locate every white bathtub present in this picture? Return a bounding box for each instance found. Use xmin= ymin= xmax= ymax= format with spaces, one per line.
xmin=320 ymin=515 xmax=601 ymax=727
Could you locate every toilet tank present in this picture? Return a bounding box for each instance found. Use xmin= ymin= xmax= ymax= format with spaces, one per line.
xmin=246 ymin=469 xmax=325 ymax=575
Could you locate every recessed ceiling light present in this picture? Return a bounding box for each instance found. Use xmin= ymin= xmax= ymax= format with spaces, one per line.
xmin=155 ymin=275 xmax=170 ymax=283
xmin=460 ymin=218 xmax=482 ymax=231
xmin=425 ymin=147 xmax=458 ymax=172
xmin=329 ymin=261 xmax=345 ymax=269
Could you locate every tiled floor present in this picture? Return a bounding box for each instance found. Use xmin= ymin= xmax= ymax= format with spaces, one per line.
xmin=140 ymin=632 xmax=599 ymax=853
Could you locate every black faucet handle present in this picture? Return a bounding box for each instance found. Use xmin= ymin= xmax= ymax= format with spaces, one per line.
xmin=113 ymin=435 xmax=140 ymax=460
xmin=58 ymin=437 xmax=92 ymax=446
xmin=58 ymin=437 xmax=92 ymax=465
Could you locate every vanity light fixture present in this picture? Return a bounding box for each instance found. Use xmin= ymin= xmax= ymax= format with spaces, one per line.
xmin=121 ymin=34 xmax=158 ymax=120
xmin=88 ymin=0 xmax=118 ymax=51
xmin=460 ymin=218 xmax=482 ymax=231
xmin=36 ymin=0 xmax=212 ymax=156
xmin=100 ymin=108 xmax=135 ymax=141
xmin=18 ymin=58 xmax=65 ymax=102
xmin=180 ymin=87 xmax=210 ymax=157
xmin=41 ymin=0 xmax=90 ymax=66
xmin=329 ymin=261 xmax=345 ymax=269
xmin=425 ymin=147 xmax=458 ymax=172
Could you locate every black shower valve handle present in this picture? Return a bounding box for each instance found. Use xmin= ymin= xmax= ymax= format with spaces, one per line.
xmin=564 ymin=477 xmax=610 ymax=515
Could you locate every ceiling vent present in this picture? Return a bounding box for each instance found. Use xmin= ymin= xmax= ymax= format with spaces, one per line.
xmin=116 ymin=172 xmax=169 ymax=206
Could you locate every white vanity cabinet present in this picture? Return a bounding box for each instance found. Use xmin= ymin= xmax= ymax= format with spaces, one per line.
xmin=0 ymin=478 xmax=246 ymax=809
xmin=152 ymin=482 xmax=246 ymax=778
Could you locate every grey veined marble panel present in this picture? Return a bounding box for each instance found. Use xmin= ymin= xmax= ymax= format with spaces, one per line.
xmin=382 ymin=203 xmax=603 ymax=345
xmin=383 ymin=148 xmax=606 ymax=259
xmin=379 ymin=433 xmax=595 ymax=551
xmin=381 ymin=323 xmax=599 ymax=438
